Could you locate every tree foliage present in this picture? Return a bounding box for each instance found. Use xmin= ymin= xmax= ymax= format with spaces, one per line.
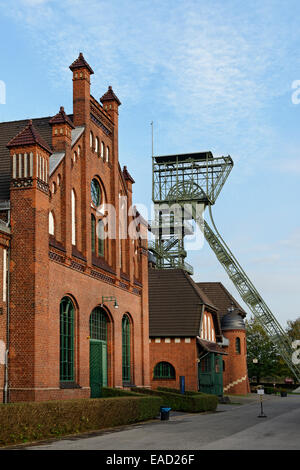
xmin=246 ymin=316 xmax=300 ymax=382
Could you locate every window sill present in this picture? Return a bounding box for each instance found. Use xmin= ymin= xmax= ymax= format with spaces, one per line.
xmin=60 ymin=382 xmax=82 ymax=389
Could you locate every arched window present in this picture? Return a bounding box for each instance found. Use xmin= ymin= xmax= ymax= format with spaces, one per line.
xmin=95 ymin=137 xmax=99 ymax=154
xmin=73 ymin=151 xmax=77 ymax=163
xmin=235 ymin=337 xmax=241 ymax=354
xmin=153 ymin=361 xmax=175 ymax=379
xmin=78 ymin=146 xmax=81 ymax=157
xmin=90 ymin=131 xmax=93 ymax=149
xmin=101 ymin=141 xmax=104 ymax=159
xmin=122 ymin=315 xmax=131 ymax=383
xmin=91 ymin=214 xmax=96 ymax=253
xmin=98 ymin=219 xmax=105 ymax=256
xmin=106 ymin=146 xmax=109 ymax=162
xmin=90 ymin=307 xmax=108 ymax=341
xmin=71 ymin=189 xmax=76 ymax=245
xmin=60 ymin=297 xmax=75 ymax=382
xmin=49 ymin=211 xmax=55 ymax=236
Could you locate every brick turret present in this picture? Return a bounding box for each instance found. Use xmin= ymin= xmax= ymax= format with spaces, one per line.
xmin=70 ymin=52 xmax=94 ymax=126
xmin=7 ymin=120 xmax=51 ymax=401
xmin=49 ymin=106 xmax=74 ymax=151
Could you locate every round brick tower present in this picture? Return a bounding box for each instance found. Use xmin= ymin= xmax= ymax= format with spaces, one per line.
xmin=222 ymin=310 xmax=250 ymax=395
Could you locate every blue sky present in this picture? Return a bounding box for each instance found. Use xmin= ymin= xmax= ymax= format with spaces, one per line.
xmin=0 ymin=0 xmax=300 ymax=326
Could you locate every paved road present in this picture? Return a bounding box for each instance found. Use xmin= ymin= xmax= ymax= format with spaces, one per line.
xmin=23 ymin=394 xmax=300 ymax=450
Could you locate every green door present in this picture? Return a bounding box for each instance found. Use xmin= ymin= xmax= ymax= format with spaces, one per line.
xmin=90 ymin=339 xmax=107 ymax=398
xmin=198 ymin=353 xmax=223 ymax=396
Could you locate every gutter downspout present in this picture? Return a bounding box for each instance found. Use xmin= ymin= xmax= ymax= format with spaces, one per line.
xmin=4 ymin=209 xmax=10 ymax=404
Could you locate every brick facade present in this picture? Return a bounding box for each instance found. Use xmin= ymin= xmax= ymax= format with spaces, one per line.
xmin=222 ymin=329 xmax=250 ymax=395
xmin=0 ymin=53 xmax=150 ymax=402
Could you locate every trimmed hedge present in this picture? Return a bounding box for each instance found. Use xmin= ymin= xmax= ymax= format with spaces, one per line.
xmin=101 ymin=387 xmax=145 ymax=398
xmin=0 ymin=394 xmax=162 ymax=447
xmin=157 ymin=386 xmax=205 ymax=396
xmin=133 ymin=388 xmax=218 ymax=412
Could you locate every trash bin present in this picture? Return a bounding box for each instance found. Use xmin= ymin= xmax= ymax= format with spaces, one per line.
xmin=160 ymin=406 xmax=172 ymax=421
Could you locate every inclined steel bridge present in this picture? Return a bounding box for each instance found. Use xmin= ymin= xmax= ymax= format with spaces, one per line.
xmin=150 ymin=151 xmax=300 ymax=381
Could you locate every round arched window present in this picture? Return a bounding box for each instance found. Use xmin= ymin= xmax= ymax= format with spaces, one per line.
xmin=153 ymin=361 xmax=176 ymax=379
xmin=91 ymin=178 xmax=101 ymax=206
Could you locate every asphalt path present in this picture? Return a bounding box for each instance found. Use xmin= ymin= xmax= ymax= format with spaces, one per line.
xmin=19 ymin=394 xmax=300 ymax=450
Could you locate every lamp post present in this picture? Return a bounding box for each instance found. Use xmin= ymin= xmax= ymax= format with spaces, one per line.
xmin=101 ymin=296 xmax=119 ymax=309
xmin=253 ymin=358 xmax=259 ymax=384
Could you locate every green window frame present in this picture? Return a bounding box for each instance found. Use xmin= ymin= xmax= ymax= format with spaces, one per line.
xmin=98 ymin=219 xmax=105 ymax=257
xmin=153 ymin=361 xmax=175 ymax=379
xmin=90 ymin=307 xmax=107 ymax=341
xmin=60 ymin=297 xmax=75 ymax=382
xmin=122 ymin=315 xmax=131 ymax=383
xmin=91 ymin=214 xmax=96 ymax=254
xmin=235 ymin=337 xmax=241 ymax=354
xmin=200 ymin=355 xmax=211 ymax=373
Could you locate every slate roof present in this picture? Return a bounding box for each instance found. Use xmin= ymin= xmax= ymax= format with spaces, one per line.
xmin=69 ymin=52 xmax=94 ymax=75
xmin=197 ymin=337 xmax=228 ymax=355
xmin=148 ymin=268 xmax=218 ymax=337
xmin=100 ymin=86 xmax=121 ymax=106
xmin=197 ymin=282 xmax=247 ymax=318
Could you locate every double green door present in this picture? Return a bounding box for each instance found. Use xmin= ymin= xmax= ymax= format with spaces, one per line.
xmin=198 ymin=353 xmax=223 ymax=396
xmin=90 ymin=339 xmax=107 ymax=398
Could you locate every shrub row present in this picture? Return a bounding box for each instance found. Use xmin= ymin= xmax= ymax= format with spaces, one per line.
xmin=0 ymin=394 xmax=162 ymax=447
xmin=157 ymin=386 xmax=205 ymax=396
xmin=132 ymin=387 xmax=218 ymax=412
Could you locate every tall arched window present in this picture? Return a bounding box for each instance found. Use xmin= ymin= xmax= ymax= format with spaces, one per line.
xmin=153 ymin=361 xmax=175 ymax=379
xmin=90 ymin=131 xmax=93 ymax=149
xmin=49 ymin=211 xmax=55 ymax=236
xmin=91 ymin=214 xmax=96 ymax=253
xmin=60 ymin=297 xmax=75 ymax=382
xmin=106 ymin=146 xmax=109 ymax=162
xmin=235 ymin=337 xmax=241 ymax=354
xmin=98 ymin=219 xmax=104 ymax=256
xmin=95 ymin=137 xmax=99 ymax=154
xmin=122 ymin=315 xmax=131 ymax=384
xmin=71 ymin=189 xmax=76 ymax=245
xmin=90 ymin=307 xmax=108 ymax=341
xmin=101 ymin=141 xmax=104 ymax=158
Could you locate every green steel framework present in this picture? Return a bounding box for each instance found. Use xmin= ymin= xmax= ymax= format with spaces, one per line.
xmin=150 ymin=151 xmax=300 ymax=382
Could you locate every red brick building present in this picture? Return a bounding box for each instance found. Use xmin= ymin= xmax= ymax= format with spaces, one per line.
xmin=0 ymin=53 xmax=150 ymax=403
xmin=148 ymin=269 xmax=250 ymax=395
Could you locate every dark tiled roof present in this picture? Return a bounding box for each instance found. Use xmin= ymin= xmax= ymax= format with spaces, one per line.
xmin=197 ymin=337 xmax=228 ymax=355
xmin=0 ymin=116 xmax=53 ymax=200
xmin=100 ymin=86 xmax=121 ymax=106
xmin=197 ymin=282 xmax=247 ymax=318
xmin=149 ymin=268 xmax=218 ymax=337
xmin=7 ymin=120 xmax=52 ymax=153
xmin=123 ymin=165 xmax=135 ymax=184
xmin=69 ymin=52 xmax=94 ymax=75
xmin=49 ymin=107 xmax=75 ymax=129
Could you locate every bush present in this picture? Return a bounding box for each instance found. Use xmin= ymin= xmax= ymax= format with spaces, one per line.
xmin=133 ymin=388 xmax=218 ymax=413
xmin=101 ymin=387 xmax=144 ymax=398
xmin=157 ymin=386 xmax=205 ymax=396
xmin=0 ymin=394 xmax=162 ymax=447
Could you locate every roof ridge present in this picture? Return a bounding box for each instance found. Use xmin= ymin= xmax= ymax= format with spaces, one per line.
xmin=183 ymin=271 xmax=218 ymax=311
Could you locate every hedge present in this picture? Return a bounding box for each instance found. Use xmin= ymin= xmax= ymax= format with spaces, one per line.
xmin=157 ymin=386 xmax=205 ymax=396
xmin=0 ymin=394 xmax=162 ymax=447
xmin=132 ymin=388 xmax=218 ymax=412
xmin=101 ymin=387 xmax=145 ymax=398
